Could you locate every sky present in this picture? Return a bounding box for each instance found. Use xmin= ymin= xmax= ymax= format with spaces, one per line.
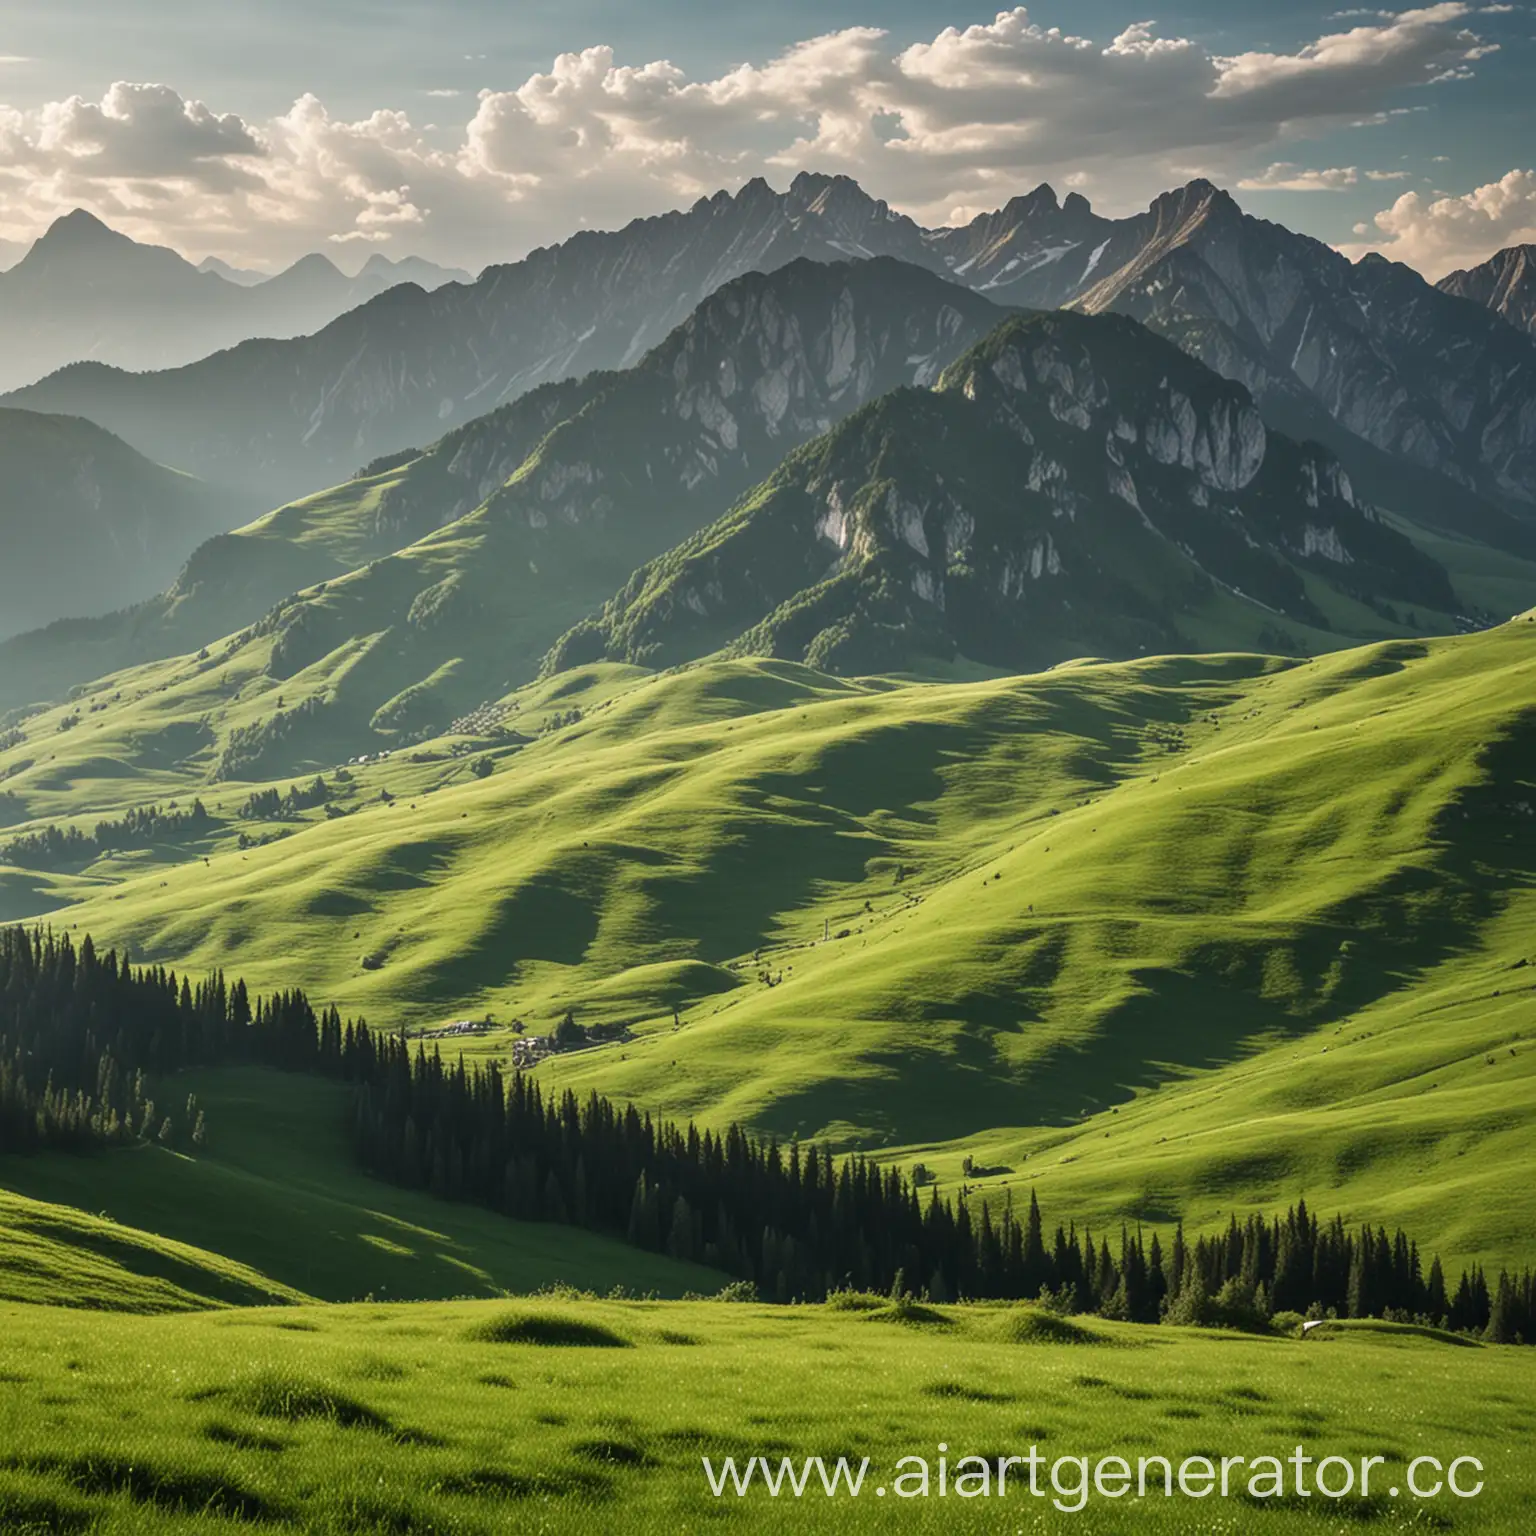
xmin=1 ymin=1 xmax=1533 ymax=278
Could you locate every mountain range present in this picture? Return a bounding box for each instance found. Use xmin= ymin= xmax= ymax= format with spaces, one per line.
xmin=0 ymin=210 xmax=470 ymax=393
xmin=0 ymin=262 xmax=1499 ymax=782
xmin=0 ymin=408 xmax=250 ymax=640
xmin=0 ymin=258 xmax=1006 ymax=720
xmin=1438 ymin=244 xmax=1536 ymax=339
xmin=6 ymin=175 xmax=1535 ymax=554
xmin=550 ymin=310 xmax=1453 ymax=678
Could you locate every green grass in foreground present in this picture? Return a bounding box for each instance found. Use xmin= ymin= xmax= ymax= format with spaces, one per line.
xmin=0 ymin=1296 xmax=1530 ymax=1533
xmin=0 ymin=1068 xmax=716 ymax=1306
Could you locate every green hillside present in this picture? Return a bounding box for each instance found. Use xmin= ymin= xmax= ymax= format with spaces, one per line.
xmin=0 ymin=1187 xmax=305 ymax=1312
xmin=0 ymin=1068 xmax=720 ymax=1306
xmin=4 ymin=616 xmax=1531 ymax=1269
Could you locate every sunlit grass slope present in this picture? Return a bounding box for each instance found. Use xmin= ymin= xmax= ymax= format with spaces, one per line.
xmin=0 ymin=1069 xmax=717 ymax=1305
xmin=7 ymin=619 xmax=1536 ymax=1267
xmin=0 ymin=1296 xmax=1531 ymax=1533
xmin=0 ymin=1188 xmax=305 ymax=1312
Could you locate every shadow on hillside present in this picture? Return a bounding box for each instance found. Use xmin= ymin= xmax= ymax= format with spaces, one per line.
xmin=0 ymin=872 xmax=66 ymax=924
xmin=753 ymin=706 xmax=1536 ymax=1147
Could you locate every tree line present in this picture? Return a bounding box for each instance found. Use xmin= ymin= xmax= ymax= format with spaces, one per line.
xmin=239 ymin=777 xmax=335 ymax=821
xmin=349 ymin=1037 xmax=1533 ymax=1341
xmin=2 ymin=925 xmax=1532 ymax=1343
xmin=0 ymin=800 xmax=214 ymax=870
xmin=0 ymin=927 xmax=329 ymax=1151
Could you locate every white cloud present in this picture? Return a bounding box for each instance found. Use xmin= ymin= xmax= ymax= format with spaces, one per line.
xmin=1339 ymin=167 xmax=1536 ymax=276
xmin=1239 ymin=163 xmax=1361 ymax=190
xmin=0 ymin=6 xmax=1504 ymax=271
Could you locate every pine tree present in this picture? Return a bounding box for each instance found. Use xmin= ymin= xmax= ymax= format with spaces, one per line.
xmin=1486 ymin=1274 xmax=1517 ymax=1344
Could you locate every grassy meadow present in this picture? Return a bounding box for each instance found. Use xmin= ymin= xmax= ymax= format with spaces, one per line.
xmin=1 ymin=1295 xmax=1531 ymax=1534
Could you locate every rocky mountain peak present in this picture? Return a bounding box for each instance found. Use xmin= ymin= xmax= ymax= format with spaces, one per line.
xmin=278 ymin=253 xmax=344 ymax=280
xmin=1005 ymin=183 xmax=1060 ymax=218
xmin=787 ymin=171 xmax=889 ymax=228
xmin=1145 ymin=177 xmax=1241 ymax=232
xmin=1437 ymin=243 xmax=1536 ymax=338
xmin=9 ymin=209 xmax=199 ymax=290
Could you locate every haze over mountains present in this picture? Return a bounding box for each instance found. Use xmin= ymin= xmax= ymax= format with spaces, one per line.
xmin=7 ymin=174 xmax=1536 ymax=551
xmin=0 ymin=408 xmax=248 ymax=641
xmin=2 ymin=170 xmax=1534 ymax=746
xmin=0 ymin=210 xmax=470 ymax=394
xmin=0 ymin=263 xmax=1503 ymax=781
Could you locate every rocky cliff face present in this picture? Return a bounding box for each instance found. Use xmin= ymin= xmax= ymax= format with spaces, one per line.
xmin=1438 ymin=245 xmax=1536 ymax=340
xmin=1034 ymin=185 xmax=1536 ymax=528
xmin=551 ymin=311 xmax=1456 ymax=678
xmin=230 ymin=260 xmax=1007 ymax=725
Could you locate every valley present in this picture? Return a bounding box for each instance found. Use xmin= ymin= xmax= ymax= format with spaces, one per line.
xmin=2 ymin=615 xmax=1531 ymax=1272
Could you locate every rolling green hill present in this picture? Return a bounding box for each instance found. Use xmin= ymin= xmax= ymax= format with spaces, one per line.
xmin=4 ymin=615 xmax=1531 ymax=1269
xmin=0 ymin=1187 xmax=306 ymax=1312
xmin=0 ymin=1067 xmax=718 ymax=1306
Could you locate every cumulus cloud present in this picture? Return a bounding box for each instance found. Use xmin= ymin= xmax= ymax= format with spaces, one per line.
xmin=0 ymin=5 xmax=1506 ymax=271
xmin=1340 ymin=167 xmax=1536 ymax=276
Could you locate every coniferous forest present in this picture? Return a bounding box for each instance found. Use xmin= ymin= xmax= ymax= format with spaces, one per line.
xmin=3 ymin=925 xmax=1532 ymax=1342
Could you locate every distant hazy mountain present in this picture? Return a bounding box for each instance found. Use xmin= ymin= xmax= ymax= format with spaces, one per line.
xmin=0 ymin=237 xmax=25 ymax=273
xmin=0 ymin=210 xmax=470 ymax=392
xmin=550 ymin=310 xmax=1456 ymax=678
xmin=1438 ymin=245 xmax=1536 ymax=340
xmin=0 ymin=408 xmax=250 ymax=641
xmin=355 ymin=252 xmax=473 ymax=292
xmin=0 ymin=258 xmax=1003 ymax=719
xmin=198 ymin=255 xmax=269 ymax=287
xmin=6 ymin=177 xmax=1534 ymax=541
